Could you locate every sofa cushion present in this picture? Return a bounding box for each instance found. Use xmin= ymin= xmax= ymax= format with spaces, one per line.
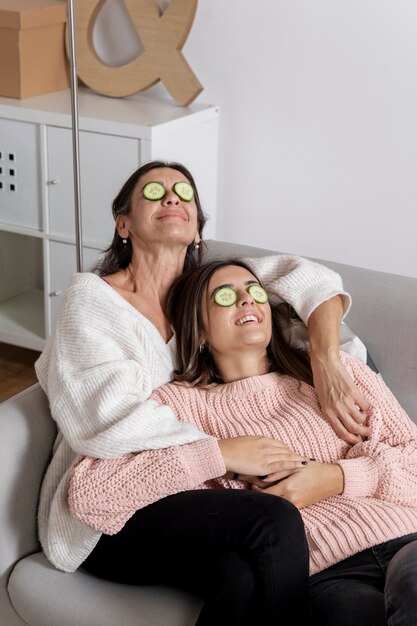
xmin=8 ymin=552 xmax=202 ymax=626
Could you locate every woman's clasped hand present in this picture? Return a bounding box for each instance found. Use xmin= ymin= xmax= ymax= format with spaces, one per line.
xmin=218 ymin=436 xmax=310 ymax=480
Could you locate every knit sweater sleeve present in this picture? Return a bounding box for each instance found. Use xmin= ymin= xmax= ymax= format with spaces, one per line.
xmin=35 ymin=275 xmax=208 ymax=458
xmin=244 ymin=254 xmax=351 ymax=325
xmin=68 ymin=438 xmax=226 ymax=535
xmin=336 ymin=353 xmax=417 ymax=505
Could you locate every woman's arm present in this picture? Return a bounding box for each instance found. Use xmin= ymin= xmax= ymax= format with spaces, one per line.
xmin=245 ymin=254 xmax=371 ymax=443
xmin=308 ymin=297 xmax=371 ymax=444
xmin=69 ymin=439 xmax=225 ymax=534
xmin=244 ymin=254 xmax=350 ymax=323
xmin=69 ymin=435 xmax=309 ymax=534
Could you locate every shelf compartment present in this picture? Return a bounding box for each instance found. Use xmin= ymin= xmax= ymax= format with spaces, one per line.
xmin=0 ymin=231 xmax=45 ymax=350
xmin=0 ymin=288 xmax=45 ymax=351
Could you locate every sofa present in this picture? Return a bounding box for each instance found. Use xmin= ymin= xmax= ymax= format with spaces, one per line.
xmin=1 ymin=239 xmax=416 ymax=626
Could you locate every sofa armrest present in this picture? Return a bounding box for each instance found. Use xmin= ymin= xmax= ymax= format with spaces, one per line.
xmin=0 ymin=384 xmax=56 ymax=626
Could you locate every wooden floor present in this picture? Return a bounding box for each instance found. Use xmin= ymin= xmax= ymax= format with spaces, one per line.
xmin=0 ymin=342 xmax=40 ymax=403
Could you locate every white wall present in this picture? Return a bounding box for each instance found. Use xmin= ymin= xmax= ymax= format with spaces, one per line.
xmin=94 ymin=0 xmax=417 ymax=277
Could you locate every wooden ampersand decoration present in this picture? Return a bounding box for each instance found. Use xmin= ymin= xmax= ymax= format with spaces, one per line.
xmin=70 ymin=0 xmax=203 ymax=106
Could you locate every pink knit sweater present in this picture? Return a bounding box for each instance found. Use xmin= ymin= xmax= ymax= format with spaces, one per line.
xmin=69 ymin=353 xmax=417 ymax=575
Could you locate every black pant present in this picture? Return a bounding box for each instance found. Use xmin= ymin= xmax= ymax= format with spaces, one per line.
xmin=310 ymin=533 xmax=417 ymax=626
xmin=82 ymin=489 xmax=310 ymax=626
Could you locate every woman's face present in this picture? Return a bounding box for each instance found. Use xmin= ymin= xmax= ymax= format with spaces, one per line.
xmin=118 ymin=167 xmax=200 ymax=248
xmin=200 ymin=265 xmax=272 ymax=358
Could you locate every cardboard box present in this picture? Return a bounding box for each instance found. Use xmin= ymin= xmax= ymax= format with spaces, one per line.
xmin=0 ymin=0 xmax=69 ymax=98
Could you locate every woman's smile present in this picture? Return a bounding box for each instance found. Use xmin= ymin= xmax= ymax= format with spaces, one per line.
xmin=156 ymin=210 xmax=188 ymax=221
xmin=235 ymin=313 xmax=262 ymax=326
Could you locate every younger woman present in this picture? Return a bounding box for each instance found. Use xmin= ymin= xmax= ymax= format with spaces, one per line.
xmin=70 ymin=260 xmax=417 ymax=625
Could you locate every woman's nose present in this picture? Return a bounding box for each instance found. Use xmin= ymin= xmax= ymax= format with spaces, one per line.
xmin=161 ymin=190 xmax=180 ymax=205
xmin=236 ymin=290 xmax=254 ymax=307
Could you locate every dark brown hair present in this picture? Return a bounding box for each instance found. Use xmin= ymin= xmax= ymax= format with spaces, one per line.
xmin=167 ymin=259 xmax=313 ymax=387
xmin=93 ymin=161 xmax=207 ymax=276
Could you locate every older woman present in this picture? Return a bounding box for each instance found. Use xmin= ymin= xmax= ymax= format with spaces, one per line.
xmin=37 ymin=161 xmax=365 ymax=624
xmin=71 ymin=259 xmax=417 ymax=626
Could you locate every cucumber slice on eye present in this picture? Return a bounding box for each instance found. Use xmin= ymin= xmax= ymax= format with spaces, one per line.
xmin=173 ymin=181 xmax=194 ymax=202
xmin=214 ymin=287 xmax=237 ymax=307
xmin=143 ymin=182 xmax=166 ymax=201
xmin=248 ymin=284 xmax=269 ymax=304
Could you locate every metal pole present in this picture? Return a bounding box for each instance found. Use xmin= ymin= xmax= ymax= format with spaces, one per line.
xmin=66 ymin=0 xmax=83 ymax=272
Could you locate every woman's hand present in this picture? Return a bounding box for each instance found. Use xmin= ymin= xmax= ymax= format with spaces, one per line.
xmin=218 ymin=436 xmax=309 ymax=478
xmin=307 ymin=296 xmax=372 ymax=444
xmin=235 ymin=472 xmax=291 ymax=488
xmin=310 ymin=351 xmax=371 ymax=444
xmin=253 ymin=461 xmax=344 ymax=509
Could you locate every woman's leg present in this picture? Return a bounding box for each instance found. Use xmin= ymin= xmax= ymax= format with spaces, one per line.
xmin=310 ymin=533 xmax=417 ymax=626
xmin=310 ymin=548 xmax=387 ymax=626
xmin=82 ymin=489 xmax=310 ymax=626
xmin=384 ymin=537 xmax=417 ymax=625
xmin=197 ymin=550 xmax=255 ymax=626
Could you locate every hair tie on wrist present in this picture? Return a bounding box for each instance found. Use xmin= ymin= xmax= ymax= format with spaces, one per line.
xmin=232 ymin=472 xmax=239 ymax=481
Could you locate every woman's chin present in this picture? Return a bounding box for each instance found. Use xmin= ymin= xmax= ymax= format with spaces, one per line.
xmin=154 ymin=221 xmax=196 ymax=242
xmin=238 ymin=328 xmax=271 ymax=346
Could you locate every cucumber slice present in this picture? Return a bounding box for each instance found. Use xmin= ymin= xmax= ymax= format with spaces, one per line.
xmin=248 ymin=284 xmax=268 ymax=304
xmin=173 ymin=181 xmax=194 ymax=202
xmin=214 ymin=287 xmax=237 ymax=307
xmin=143 ymin=182 xmax=166 ymax=201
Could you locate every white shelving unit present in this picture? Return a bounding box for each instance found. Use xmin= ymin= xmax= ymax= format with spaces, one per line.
xmin=0 ymin=87 xmax=219 ymax=351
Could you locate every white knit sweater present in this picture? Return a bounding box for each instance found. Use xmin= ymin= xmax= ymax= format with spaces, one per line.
xmin=35 ymin=254 xmax=350 ymax=572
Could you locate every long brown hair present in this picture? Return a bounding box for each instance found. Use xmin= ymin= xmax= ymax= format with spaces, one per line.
xmin=93 ymin=160 xmax=207 ymax=276
xmin=167 ymin=259 xmax=313 ymax=386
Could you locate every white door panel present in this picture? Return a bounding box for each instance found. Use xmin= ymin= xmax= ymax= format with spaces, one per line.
xmin=46 ymin=128 xmax=139 ymax=245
